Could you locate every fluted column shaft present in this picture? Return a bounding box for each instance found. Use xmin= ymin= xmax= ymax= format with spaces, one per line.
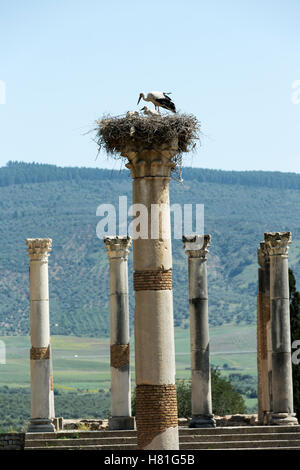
xmin=26 ymin=238 xmax=55 ymax=433
xmin=104 ymin=236 xmax=134 ymax=430
xmin=183 ymin=235 xmax=215 ymax=428
xmin=124 ymin=145 xmax=179 ymax=450
xmin=264 ymin=232 xmax=298 ymax=425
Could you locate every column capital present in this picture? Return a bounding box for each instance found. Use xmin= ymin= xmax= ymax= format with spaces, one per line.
xmin=104 ymin=236 xmax=132 ymax=259
xmin=258 ymin=241 xmax=270 ymax=267
xmin=264 ymin=232 xmax=292 ymax=257
xmin=26 ymin=238 xmax=52 ymax=261
xmin=122 ymin=143 xmax=178 ymax=178
xmin=182 ymin=234 xmax=210 ymax=259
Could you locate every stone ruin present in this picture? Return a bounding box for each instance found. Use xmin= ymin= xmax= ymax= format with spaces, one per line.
xmin=21 ymin=115 xmax=298 ymax=450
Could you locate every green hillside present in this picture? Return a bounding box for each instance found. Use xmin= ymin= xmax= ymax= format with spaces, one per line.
xmin=1 ymin=161 xmax=300 ymax=337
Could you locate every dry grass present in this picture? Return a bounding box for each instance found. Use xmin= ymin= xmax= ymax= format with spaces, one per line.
xmin=94 ymin=113 xmax=201 ymax=172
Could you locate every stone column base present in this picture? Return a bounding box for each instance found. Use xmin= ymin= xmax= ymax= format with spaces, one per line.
xmin=189 ymin=414 xmax=216 ymax=428
xmin=53 ymin=417 xmax=63 ymax=431
xmin=263 ymin=411 xmax=273 ymax=425
xmin=108 ymin=416 xmax=136 ymax=430
xmin=28 ymin=418 xmax=55 ymax=433
xmin=270 ymin=413 xmax=298 ymax=426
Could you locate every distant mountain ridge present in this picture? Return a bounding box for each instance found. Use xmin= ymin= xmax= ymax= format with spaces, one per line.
xmin=2 ymin=161 xmax=300 ymax=189
xmin=0 ymin=161 xmax=300 ymax=337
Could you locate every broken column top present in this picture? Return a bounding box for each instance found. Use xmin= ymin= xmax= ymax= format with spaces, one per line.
xmin=26 ymin=238 xmax=52 ymax=260
xmin=182 ymin=234 xmax=210 ymax=258
xmin=264 ymin=232 xmax=292 ymax=256
xmin=104 ymin=236 xmax=132 ymax=259
xmin=257 ymin=241 xmax=270 ymax=267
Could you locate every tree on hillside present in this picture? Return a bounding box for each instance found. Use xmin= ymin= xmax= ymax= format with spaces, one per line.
xmin=211 ymin=368 xmax=246 ymax=416
xmin=131 ymin=369 xmax=246 ymax=418
xmin=289 ymin=268 xmax=300 ymax=419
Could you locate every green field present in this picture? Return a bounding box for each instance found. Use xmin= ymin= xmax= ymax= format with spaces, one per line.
xmin=175 ymin=324 xmax=256 ymax=379
xmin=175 ymin=325 xmax=257 ymax=411
xmin=0 ymin=325 xmax=257 ymax=410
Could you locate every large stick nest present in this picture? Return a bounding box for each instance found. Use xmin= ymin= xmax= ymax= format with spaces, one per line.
xmin=94 ymin=113 xmax=201 ymax=169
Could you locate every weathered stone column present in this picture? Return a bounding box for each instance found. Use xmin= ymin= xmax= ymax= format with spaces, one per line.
xmin=104 ymin=236 xmax=135 ymax=430
xmin=182 ymin=234 xmax=215 ymax=428
xmin=264 ymin=232 xmax=298 ymax=425
xmin=123 ymin=144 xmax=179 ymax=450
xmin=257 ymin=242 xmax=272 ymax=424
xmin=26 ymin=238 xmax=55 ymax=432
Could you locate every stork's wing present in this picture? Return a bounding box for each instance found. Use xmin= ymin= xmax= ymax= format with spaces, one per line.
xmin=155 ymin=97 xmax=176 ymax=113
xmin=163 ymin=93 xmax=172 ymax=102
xmin=150 ymin=91 xmax=166 ymax=100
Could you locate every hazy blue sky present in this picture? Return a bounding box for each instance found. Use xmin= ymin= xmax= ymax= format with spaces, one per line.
xmin=0 ymin=0 xmax=300 ymax=172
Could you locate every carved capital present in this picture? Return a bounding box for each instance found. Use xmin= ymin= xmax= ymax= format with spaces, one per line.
xmin=122 ymin=143 xmax=178 ymax=178
xmin=182 ymin=234 xmax=210 ymax=259
xmin=26 ymin=238 xmax=52 ymax=261
xmin=264 ymin=232 xmax=292 ymax=257
xmin=104 ymin=236 xmax=131 ymax=259
xmin=258 ymin=241 xmax=270 ymax=267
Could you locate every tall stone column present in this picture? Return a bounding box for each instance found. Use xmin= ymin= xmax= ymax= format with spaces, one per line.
xmin=104 ymin=236 xmax=135 ymax=430
xmin=257 ymin=242 xmax=272 ymax=424
xmin=26 ymin=238 xmax=55 ymax=433
xmin=264 ymin=232 xmax=298 ymax=425
xmin=123 ymin=144 xmax=179 ymax=450
xmin=182 ymin=234 xmax=215 ymax=428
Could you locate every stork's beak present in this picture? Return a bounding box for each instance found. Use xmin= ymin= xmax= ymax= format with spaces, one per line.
xmin=137 ymin=94 xmax=142 ymax=105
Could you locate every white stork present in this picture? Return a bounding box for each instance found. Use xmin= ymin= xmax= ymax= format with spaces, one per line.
xmin=137 ymin=91 xmax=176 ymax=113
xmin=140 ymin=106 xmax=160 ymax=117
